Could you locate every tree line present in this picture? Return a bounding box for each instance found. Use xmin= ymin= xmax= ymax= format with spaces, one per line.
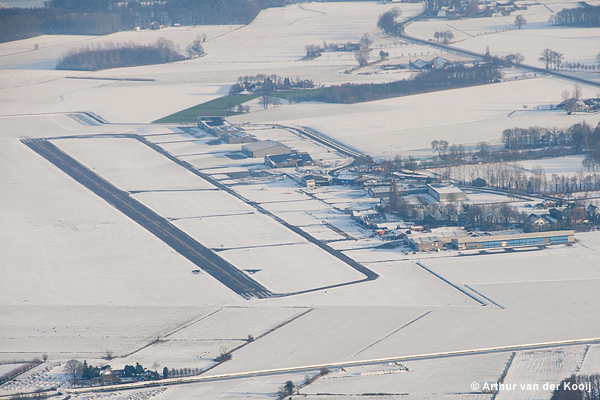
xmin=288 ymin=64 xmax=502 ymax=104
xmin=389 ymin=177 xmax=531 ymax=231
xmin=229 ymin=74 xmax=316 ymax=96
xmin=0 ymin=359 xmax=43 ymax=385
xmin=550 ymin=4 xmax=600 ymax=27
xmin=436 ymin=159 xmax=600 ymax=196
xmin=501 ymin=121 xmax=600 ymax=171
xmin=551 ymin=374 xmax=600 ymax=400
xmin=56 ymin=38 xmax=186 ymax=71
xmin=501 ymin=121 xmax=599 ymax=152
xmin=0 ymin=0 xmax=288 ymax=44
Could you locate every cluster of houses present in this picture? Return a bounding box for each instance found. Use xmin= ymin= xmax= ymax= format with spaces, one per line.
xmin=434 ymin=0 xmax=526 ymax=19
xmin=558 ymin=97 xmax=600 ymax=114
xmin=81 ymin=365 xmax=161 ymax=385
xmin=528 ymin=203 xmax=600 ymax=230
xmin=339 ymin=167 xmax=594 ymax=252
xmin=323 ymin=42 xmax=361 ymax=52
xmin=381 ymin=56 xmax=452 ymax=71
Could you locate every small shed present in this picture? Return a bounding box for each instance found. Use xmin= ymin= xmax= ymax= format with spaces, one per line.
xmin=472 ymin=177 xmax=487 ymax=187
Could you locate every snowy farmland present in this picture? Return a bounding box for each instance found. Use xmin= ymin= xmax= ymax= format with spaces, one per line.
xmin=229 ymin=77 xmax=600 ymax=158
xmin=3 ymin=0 xmax=600 ymax=398
xmin=404 ymin=4 xmax=600 ymax=71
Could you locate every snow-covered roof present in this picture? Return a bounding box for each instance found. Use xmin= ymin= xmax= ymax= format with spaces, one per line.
xmin=242 ymin=140 xmax=288 ymax=151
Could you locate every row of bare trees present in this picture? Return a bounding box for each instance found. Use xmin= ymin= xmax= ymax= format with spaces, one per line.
xmin=433 ymin=31 xmax=454 ymax=44
xmin=0 ymin=359 xmax=43 ymax=385
xmin=292 ymin=64 xmax=502 ymax=104
xmin=436 ymin=161 xmax=600 ymax=194
xmin=549 ymin=4 xmax=600 ymax=27
xmin=539 ymin=48 xmax=564 ymax=69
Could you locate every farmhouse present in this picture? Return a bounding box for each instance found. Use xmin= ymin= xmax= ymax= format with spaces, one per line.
xmin=572 ymin=100 xmax=590 ymax=113
xmin=586 ymin=204 xmax=600 ymax=222
xmin=242 ymin=140 xmax=291 ymax=158
xmin=451 ymin=230 xmax=575 ymax=250
xmin=529 ymin=214 xmax=550 ymax=231
xmin=427 ymin=183 xmax=467 ymax=202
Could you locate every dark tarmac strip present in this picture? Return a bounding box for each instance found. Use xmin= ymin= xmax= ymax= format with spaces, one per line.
xmin=135 ymin=136 xmax=380 ymax=291
xmin=22 ymin=138 xmax=273 ymax=300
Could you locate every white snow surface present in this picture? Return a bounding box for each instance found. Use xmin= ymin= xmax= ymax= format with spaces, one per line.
xmin=3 ymin=1 xmax=600 ymax=398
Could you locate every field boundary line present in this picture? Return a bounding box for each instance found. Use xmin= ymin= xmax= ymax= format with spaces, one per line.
xmin=63 ymin=337 xmax=600 ymax=395
xmin=415 ymin=261 xmax=487 ymax=306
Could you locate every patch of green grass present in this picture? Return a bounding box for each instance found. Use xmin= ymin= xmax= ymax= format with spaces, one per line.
xmin=152 ymin=88 xmax=325 ymax=124
xmin=153 ymin=95 xmax=258 ymax=124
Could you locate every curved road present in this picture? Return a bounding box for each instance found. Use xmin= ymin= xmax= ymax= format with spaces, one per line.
xmin=396 ymin=8 xmax=600 ymax=89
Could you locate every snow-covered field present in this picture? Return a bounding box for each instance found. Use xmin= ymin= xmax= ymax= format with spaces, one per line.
xmin=54 ymin=137 xmax=216 ymax=192
xmin=302 ymin=353 xmax=509 ymax=397
xmin=229 ymin=78 xmax=600 ymax=158
xmin=3 ymin=1 xmax=600 ymax=398
xmin=496 ymin=346 xmax=585 ymax=400
xmin=404 ymin=3 xmax=600 ymax=69
xmin=518 ymin=155 xmax=589 ymax=176
xmin=0 ymin=305 xmax=217 ymax=361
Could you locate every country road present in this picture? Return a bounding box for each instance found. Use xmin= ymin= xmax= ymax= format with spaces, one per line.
xmin=396 ymin=8 xmax=600 ymax=89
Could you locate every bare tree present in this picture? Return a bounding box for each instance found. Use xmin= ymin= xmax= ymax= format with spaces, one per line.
xmin=354 ymin=50 xmax=369 ymax=67
xmin=440 ymin=31 xmax=454 ymax=44
xmin=64 ymin=360 xmax=83 ymax=384
xmin=259 ymin=95 xmax=272 ymax=110
xmin=572 ymin=84 xmax=582 ymax=100
xmin=477 ymin=141 xmax=490 ymax=157
xmin=539 ymin=48 xmax=554 ymax=69
xmin=187 ymin=36 xmax=205 ymax=58
xmin=359 ymin=33 xmax=373 ymax=50
xmin=514 ymin=15 xmax=527 ymax=29
xmin=505 ymin=53 xmax=524 ymax=65
xmin=431 ymin=139 xmax=448 ymax=157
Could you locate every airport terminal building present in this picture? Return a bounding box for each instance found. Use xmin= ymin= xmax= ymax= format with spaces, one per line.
xmin=451 ymin=230 xmax=575 ymax=250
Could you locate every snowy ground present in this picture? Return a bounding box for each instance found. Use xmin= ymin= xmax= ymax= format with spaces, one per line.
xmin=404 ymin=2 xmax=600 ymax=70
xmin=229 ymin=78 xmax=600 ymax=158
xmin=2 ymin=1 xmax=600 ymax=399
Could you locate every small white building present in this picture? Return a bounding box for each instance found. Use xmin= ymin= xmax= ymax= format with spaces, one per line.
xmin=427 ymin=183 xmax=467 ymax=202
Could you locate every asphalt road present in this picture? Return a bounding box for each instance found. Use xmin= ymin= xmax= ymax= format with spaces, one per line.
xmin=22 ymin=138 xmax=273 ymax=300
